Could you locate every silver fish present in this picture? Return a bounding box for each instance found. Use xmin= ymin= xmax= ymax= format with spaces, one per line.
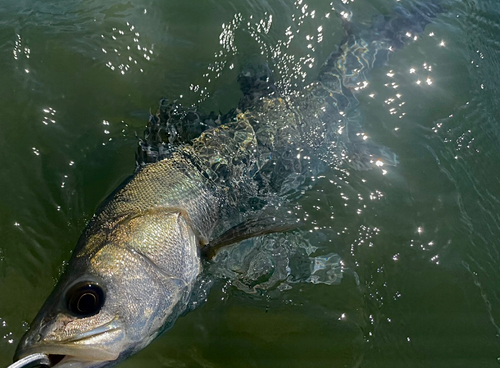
xmin=14 ymin=2 xmax=441 ymax=367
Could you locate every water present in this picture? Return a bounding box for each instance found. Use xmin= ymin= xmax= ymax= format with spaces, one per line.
xmin=1 ymin=0 xmax=500 ymax=367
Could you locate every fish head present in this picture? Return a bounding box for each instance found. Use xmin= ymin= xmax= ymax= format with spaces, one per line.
xmin=15 ymin=210 xmax=201 ymax=368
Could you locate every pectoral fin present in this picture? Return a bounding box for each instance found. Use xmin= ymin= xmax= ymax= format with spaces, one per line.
xmin=201 ymin=217 xmax=299 ymax=259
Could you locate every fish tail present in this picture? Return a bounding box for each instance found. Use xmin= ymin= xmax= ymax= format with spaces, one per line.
xmin=318 ymin=0 xmax=445 ymax=93
xmin=311 ymin=1 xmax=445 ymax=171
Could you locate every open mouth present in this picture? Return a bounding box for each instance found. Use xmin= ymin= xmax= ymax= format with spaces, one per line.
xmin=16 ymin=342 xmax=121 ymax=366
xmin=10 ymin=353 xmax=87 ymax=368
xmin=46 ymin=354 xmax=101 ymax=368
xmin=14 ymin=349 xmax=117 ymax=368
xmin=15 ymin=328 xmax=123 ymax=368
xmin=15 ymin=318 xmax=123 ymax=367
xmin=48 ymin=355 xmax=66 ymax=366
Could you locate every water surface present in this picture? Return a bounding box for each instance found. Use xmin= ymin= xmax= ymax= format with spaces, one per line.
xmin=1 ymin=0 xmax=500 ymax=367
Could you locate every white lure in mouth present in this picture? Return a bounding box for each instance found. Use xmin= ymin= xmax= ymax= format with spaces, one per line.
xmin=16 ymin=341 xmax=121 ymax=363
xmin=15 ymin=315 xmax=126 ymax=368
xmin=7 ymin=353 xmax=50 ymax=368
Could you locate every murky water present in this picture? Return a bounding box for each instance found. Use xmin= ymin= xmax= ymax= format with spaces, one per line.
xmin=1 ymin=0 xmax=500 ymax=367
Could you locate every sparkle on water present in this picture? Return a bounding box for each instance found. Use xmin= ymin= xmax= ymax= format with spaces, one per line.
xmin=1 ymin=0 xmax=500 ymax=367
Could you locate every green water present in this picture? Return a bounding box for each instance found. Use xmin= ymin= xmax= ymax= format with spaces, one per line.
xmin=1 ymin=0 xmax=500 ymax=367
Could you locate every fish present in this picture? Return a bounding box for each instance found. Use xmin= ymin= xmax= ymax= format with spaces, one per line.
xmin=13 ymin=1 xmax=443 ymax=367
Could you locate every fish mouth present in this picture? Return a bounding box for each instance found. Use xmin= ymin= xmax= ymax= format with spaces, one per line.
xmin=16 ymin=325 xmax=123 ymax=367
xmin=16 ymin=349 xmax=117 ymax=368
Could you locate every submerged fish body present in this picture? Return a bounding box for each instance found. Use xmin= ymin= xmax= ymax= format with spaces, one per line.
xmin=15 ymin=2 xmax=443 ymax=367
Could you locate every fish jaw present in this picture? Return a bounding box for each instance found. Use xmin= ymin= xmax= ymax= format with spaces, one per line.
xmin=15 ymin=315 xmax=126 ymax=368
xmin=15 ymin=347 xmax=118 ymax=368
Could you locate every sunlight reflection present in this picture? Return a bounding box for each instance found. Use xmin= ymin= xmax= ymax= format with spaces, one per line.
xmin=100 ymin=21 xmax=153 ymax=75
xmin=13 ymin=34 xmax=30 ymax=60
xmin=199 ymin=0 xmax=338 ymax=101
xmin=42 ymin=107 xmax=56 ymax=125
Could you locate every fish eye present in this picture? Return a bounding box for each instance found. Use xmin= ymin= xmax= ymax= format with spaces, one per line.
xmin=66 ymin=283 xmax=105 ymax=317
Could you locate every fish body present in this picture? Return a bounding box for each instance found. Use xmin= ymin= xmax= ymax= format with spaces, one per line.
xmin=15 ymin=2 xmax=443 ymax=367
